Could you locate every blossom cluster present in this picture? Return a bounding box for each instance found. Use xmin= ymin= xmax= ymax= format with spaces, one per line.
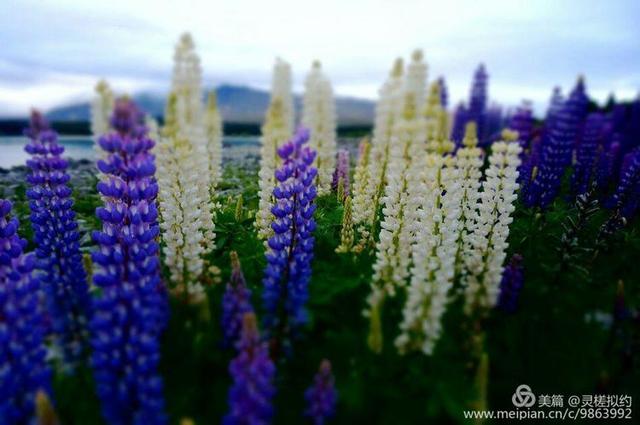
xmin=24 ymin=111 xmax=90 ymax=366
xmin=332 ymin=149 xmax=350 ymax=201
xmin=367 ymin=51 xmax=428 ymax=352
xmin=90 ymin=99 xmax=168 ymax=424
xmin=302 ymin=61 xmax=337 ymax=196
xmin=0 ymin=199 xmax=51 ymax=425
xmin=262 ymin=128 xmax=317 ymax=345
xmin=497 ymin=254 xmax=525 ymax=313
xmin=224 ymin=313 xmax=276 ymax=425
xmin=463 ymin=133 xmax=522 ymax=314
xmin=256 ymin=59 xmax=295 ymax=240
xmin=155 ymin=33 xmax=217 ymax=296
xmin=305 ymin=359 xmax=337 ymax=425
xmin=221 ymin=251 xmax=254 ymax=347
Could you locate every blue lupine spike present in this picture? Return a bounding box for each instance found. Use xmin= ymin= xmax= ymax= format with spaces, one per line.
xmin=451 ymin=102 xmax=468 ymax=144
xmin=437 ymin=77 xmax=448 ymax=110
xmin=304 ymin=359 xmax=337 ymax=425
xmin=222 ymin=252 xmax=254 ymax=347
xmin=497 ymin=254 xmax=525 ymax=314
xmin=610 ymin=149 xmax=640 ymax=219
xmin=0 ymin=199 xmax=51 ymax=425
xmin=572 ymin=113 xmax=605 ymax=196
xmin=468 ymin=64 xmax=488 ymax=144
xmin=89 ymin=98 xmax=168 ymax=425
xmin=224 ymin=313 xmax=276 ymax=425
xmin=23 ymin=110 xmax=90 ymax=368
xmin=262 ymin=127 xmax=317 ymax=349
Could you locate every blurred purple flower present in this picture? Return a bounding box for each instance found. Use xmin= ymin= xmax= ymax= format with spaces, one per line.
xmin=497 ymin=254 xmax=524 ymax=314
xmin=332 ymin=149 xmax=350 ymax=200
xmin=222 ymin=251 xmax=254 ymax=348
xmin=305 ymin=359 xmax=337 ymax=425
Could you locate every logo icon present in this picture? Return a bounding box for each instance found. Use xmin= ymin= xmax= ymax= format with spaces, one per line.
xmin=512 ymin=384 xmax=536 ymax=408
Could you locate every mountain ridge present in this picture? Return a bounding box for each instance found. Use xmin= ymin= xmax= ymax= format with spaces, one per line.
xmin=46 ymin=84 xmax=375 ymax=125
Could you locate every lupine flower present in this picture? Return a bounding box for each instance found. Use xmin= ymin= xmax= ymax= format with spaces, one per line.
xmin=173 ymin=33 xmax=217 ymax=251
xmin=302 ymin=61 xmax=337 ymax=196
xmin=451 ymin=102 xmax=468 ymax=144
xmin=368 ymin=52 xmax=428 ymax=353
xmin=335 ymin=196 xmax=354 ymax=254
xmin=595 ymin=140 xmax=621 ymax=195
xmin=256 ymin=59 xmax=294 ymax=240
xmin=424 ymin=81 xmax=444 ymax=142
xmin=351 ymin=139 xmax=371 ymax=225
xmin=396 ymin=142 xmax=459 ymax=355
xmin=332 ymin=149 xmax=350 ymax=201
xmin=224 ymin=313 xmax=276 ymax=425
xmin=155 ymin=33 xmax=216 ymax=293
xmin=467 ymin=64 xmax=488 ymax=144
xmin=90 ymin=99 xmax=168 ymax=425
xmin=610 ymin=149 xmax=640 ymax=219
xmin=0 ymin=199 xmax=51 ymax=425
xmin=222 ymin=251 xmax=253 ymax=347
xmin=24 ymin=111 xmax=90 ymax=367
xmin=497 ymin=254 xmax=524 ymax=313
xmin=508 ymin=102 xmax=534 ymax=149
xmin=262 ymin=128 xmax=317 ymax=345
xmin=437 ymin=77 xmax=448 ymax=110
xmin=304 ymin=359 xmax=337 ymax=425
xmin=464 ymin=131 xmax=522 ymax=314
xmin=572 ymin=113 xmax=605 ymax=196
xmin=364 ymin=59 xmax=404 ymax=239
xmin=453 ymin=123 xmax=484 ymax=276
xmin=525 ymin=79 xmax=589 ymax=208
xmin=91 ymin=80 xmax=115 ymax=159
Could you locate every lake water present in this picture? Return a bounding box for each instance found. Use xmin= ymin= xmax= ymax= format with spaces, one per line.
xmin=0 ymin=135 xmax=261 ymax=169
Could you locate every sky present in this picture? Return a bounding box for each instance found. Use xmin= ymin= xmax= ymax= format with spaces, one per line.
xmin=0 ymin=0 xmax=639 ymax=117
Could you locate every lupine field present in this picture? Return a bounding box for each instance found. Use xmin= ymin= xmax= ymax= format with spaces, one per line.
xmin=1 ymin=33 xmax=640 ymax=424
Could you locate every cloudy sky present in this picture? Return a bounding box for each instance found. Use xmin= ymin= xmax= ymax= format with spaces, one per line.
xmin=1 ymin=0 xmax=638 ymax=117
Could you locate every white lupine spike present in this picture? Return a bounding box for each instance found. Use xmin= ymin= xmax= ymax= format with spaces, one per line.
xmin=396 ymin=153 xmax=461 ymax=355
xmin=302 ymin=60 xmax=337 ymax=195
xmin=366 ymin=90 xmax=428 ymax=353
xmin=90 ymin=80 xmax=114 ymax=158
xmin=454 ymin=123 xmax=484 ymax=276
xmin=363 ymin=59 xmax=404 ymax=237
xmin=256 ymin=58 xmax=294 ymax=240
xmin=351 ymin=139 xmax=372 ymax=251
xmin=271 ymin=58 xmax=295 ymax=135
xmin=168 ymin=33 xmax=216 ymax=254
xmin=463 ymin=131 xmax=522 ymax=314
xmin=404 ymin=50 xmax=428 ymax=110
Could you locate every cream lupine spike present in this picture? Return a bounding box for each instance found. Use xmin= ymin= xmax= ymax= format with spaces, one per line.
xmin=424 ymin=81 xmax=443 ymax=146
xmin=90 ymin=80 xmax=114 ymax=158
xmin=271 ymin=58 xmax=295 ymax=135
xmin=363 ymin=59 xmax=404 ymax=241
xmin=453 ymin=123 xmax=483 ymax=276
xmin=204 ymin=92 xmax=223 ymax=194
xmin=366 ymin=90 xmax=428 ymax=353
xmin=155 ymin=94 xmax=206 ymax=296
xmin=335 ymin=196 xmax=354 ymax=254
xmin=351 ymin=139 xmax=371 ymax=252
xmin=256 ymin=59 xmax=295 ymax=240
xmin=463 ymin=130 xmax=522 ymax=314
xmin=302 ymin=61 xmax=337 ymax=195
xmin=170 ymin=33 xmax=216 ymax=253
xmin=396 ymin=143 xmax=459 ymax=355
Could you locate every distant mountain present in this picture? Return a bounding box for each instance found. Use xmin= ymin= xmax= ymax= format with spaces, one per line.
xmin=46 ymin=84 xmax=375 ymax=126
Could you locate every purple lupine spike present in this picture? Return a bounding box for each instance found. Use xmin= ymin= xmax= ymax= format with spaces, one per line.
xmin=23 ymin=110 xmax=90 ymax=367
xmin=331 ymin=149 xmax=350 ymax=200
xmin=609 ymin=149 xmax=640 ymax=219
xmin=111 ymin=97 xmax=145 ymax=136
xmin=572 ymin=113 xmax=605 ymax=196
xmin=509 ymin=102 xmax=534 ymax=149
xmin=451 ymin=102 xmax=468 ymax=144
xmin=525 ymin=79 xmax=590 ymax=209
xmin=437 ymin=77 xmax=448 ymax=110
xmin=546 ymin=87 xmax=564 ymax=127
xmin=0 ymin=199 xmax=51 ymax=424
xmin=484 ymin=103 xmax=504 ymax=143
xmin=90 ymin=99 xmax=168 ymax=425
xmin=595 ymin=139 xmax=621 ymax=195
xmin=304 ymin=359 xmax=337 ymax=425
xmin=222 ymin=251 xmax=254 ymax=347
xmin=263 ymin=127 xmax=317 ymax=349
xmin=497 ymin=254 xmax=524 ymax=313
xmin=224 ymin=313 xmax=276 ymax=425
xmin=468 ymin=64 xmax=489 ymax=144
